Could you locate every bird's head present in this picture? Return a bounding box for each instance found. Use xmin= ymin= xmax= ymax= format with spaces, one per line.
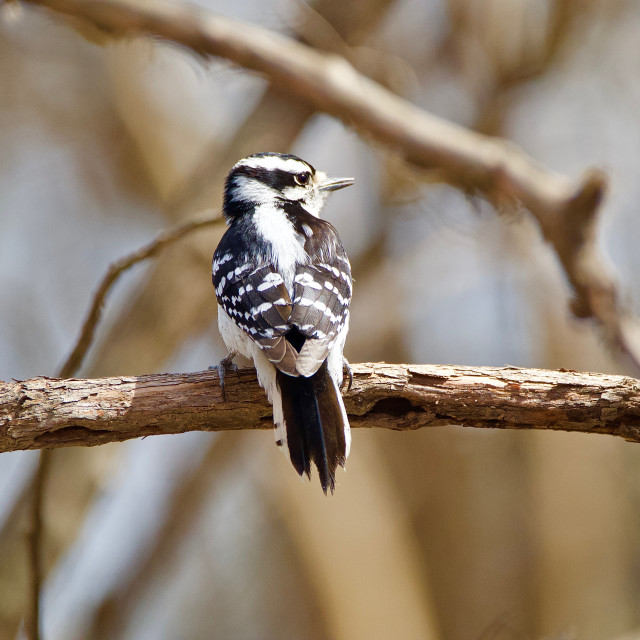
xmin=223 ymin=152 xmax=353 ymax=219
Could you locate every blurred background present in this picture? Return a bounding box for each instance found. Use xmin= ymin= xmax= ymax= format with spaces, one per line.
xmin=2 ymin=0 xmax=640 ymax=638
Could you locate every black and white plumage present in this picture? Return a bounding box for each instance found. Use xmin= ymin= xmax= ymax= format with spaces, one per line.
xmin=212 ymin=152 xmax=353 ymax=494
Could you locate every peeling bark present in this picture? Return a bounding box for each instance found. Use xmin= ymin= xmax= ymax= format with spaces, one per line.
xmin=2 ymin=363 xmax=640 ymax=453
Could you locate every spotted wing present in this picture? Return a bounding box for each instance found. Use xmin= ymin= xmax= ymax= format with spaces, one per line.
xmin=213 ymin=252 xmax=298 ymax=374
xmin=289 ymin=254 xmax=352 ymax=377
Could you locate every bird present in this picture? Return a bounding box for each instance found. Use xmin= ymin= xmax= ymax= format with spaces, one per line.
xmin=212 ymin=152 xmax=353 ymax=494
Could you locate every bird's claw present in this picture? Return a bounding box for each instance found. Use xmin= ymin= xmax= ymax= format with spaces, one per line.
xmin=342 ymin=357 xmax=353 ymax=392
xmin=211 ymin=352 xmax=238 ymax=401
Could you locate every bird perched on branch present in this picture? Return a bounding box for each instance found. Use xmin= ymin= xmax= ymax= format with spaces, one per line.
xmin=212 ymin=152 xmax=354 ymax=493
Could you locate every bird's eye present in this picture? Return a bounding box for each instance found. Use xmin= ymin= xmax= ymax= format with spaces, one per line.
xmin=295 ymin=172 xmax=311 ymax=186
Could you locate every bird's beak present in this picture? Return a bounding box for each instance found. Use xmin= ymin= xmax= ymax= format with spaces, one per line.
xmin=317 ymin=176 xmax=355 ymax=192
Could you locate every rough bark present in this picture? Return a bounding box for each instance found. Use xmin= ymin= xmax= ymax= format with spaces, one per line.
xmin=2 ymin=363 xmax=640 ymax=453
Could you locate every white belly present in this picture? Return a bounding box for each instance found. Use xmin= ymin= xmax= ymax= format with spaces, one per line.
xmin=218 ymin=305 xmax=253 ymax=359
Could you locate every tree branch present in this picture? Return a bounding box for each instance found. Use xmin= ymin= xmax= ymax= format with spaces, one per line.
xmin=2 ymin=363 xmax=640 ymax=453
xmin=21 ymin=0 xmax=599 ymax=207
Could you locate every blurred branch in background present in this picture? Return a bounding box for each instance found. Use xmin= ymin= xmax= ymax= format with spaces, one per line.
xmin=19 ymin=0 xmax=640 ymax=373
xmin=23 ymin=214 xmax=222 ymax=639
xmin=453 ymin=0 xmax=587 ymax=135
xmin=25 ymin=450 xmax=50 ymax=640
xmin=3 ymin=363 xmax=640 ymax=452
xmin=58 ymin=214 xmax=223 ymax=380
xmin=83 ymin=431 xmax=245 ymax=639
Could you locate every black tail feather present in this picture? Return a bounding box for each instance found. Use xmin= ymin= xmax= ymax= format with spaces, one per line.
xmin=277 ymin=361 xmax=347 ymax=494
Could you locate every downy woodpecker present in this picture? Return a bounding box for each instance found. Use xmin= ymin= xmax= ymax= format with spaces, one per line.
xmin=212 ymin=152 xmax=353 ymax=494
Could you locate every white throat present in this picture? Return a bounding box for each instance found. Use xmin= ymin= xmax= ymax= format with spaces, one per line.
xmin=253 ymin=204 xmax=308 ymax=292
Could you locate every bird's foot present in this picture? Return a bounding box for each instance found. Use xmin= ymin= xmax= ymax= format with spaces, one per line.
xmin=210 ymin=352 xmax=238 ymax=401
xmin=342 ymin=357 xmax=353 ymax=392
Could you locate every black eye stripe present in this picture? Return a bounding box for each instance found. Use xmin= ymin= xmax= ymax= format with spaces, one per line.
xmin=233 ymin=166 xmax=312 ymax=190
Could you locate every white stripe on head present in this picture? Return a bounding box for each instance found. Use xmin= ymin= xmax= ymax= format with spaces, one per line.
xmin=235 ymin=154 xmax=312 ymax=174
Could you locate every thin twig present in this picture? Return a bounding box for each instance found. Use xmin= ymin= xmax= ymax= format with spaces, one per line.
xmin=24 ymin=214 xmax=222 ymax=639
xmin=84 ymin=432 xmax=243 ymax=639
xmin=25 ymin=451 xmax=51 ymax=640
xmin=58 ymin=214 xmax=223 ymax=379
